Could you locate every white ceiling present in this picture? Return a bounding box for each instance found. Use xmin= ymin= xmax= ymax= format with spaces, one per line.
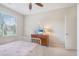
xmin=1 ymin=3 xmax=75 ymax=15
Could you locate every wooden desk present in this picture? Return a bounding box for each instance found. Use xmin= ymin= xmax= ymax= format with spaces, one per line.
xmin=31 ymin=34 xmax=49 ymax=46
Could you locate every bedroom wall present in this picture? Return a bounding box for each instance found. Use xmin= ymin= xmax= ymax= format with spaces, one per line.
xmin=24 ymin=6 xmax=76 ymax=49
xmin=0 ymin=4 xmax=24 ymax=44
xmin=77 ymin=4 xmax=79 ymax=55
xmin=24 ymin=7 xmax=67 ymax=46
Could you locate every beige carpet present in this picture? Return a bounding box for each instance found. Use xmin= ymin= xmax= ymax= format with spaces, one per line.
xmin=43 ymin=47 xmax=77 ymax=56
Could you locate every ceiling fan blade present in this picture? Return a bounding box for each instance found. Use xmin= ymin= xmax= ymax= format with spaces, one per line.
xmin=29 ymin=3 xmax=32 ymax=10
xmin=35 ymin=3 xmax=43 ymax=7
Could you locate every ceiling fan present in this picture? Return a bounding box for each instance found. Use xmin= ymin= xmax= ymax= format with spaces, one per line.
xmin=29 ymin=3 xmax=43 ymax=10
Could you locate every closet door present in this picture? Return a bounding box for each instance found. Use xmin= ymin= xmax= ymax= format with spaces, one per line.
xmin=65 ymin=6 xmax=77 ymax=49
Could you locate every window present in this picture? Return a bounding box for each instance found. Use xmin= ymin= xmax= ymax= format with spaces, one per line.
xmin=0 ymin=13 xmax=16 ymax=36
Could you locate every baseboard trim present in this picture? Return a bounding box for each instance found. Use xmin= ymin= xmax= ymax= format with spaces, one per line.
xmin=66 ymin=49 xmax=77 ymax=51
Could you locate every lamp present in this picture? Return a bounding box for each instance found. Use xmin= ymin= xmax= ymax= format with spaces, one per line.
xmin=43 ymin=26 xmax=52 ymax=35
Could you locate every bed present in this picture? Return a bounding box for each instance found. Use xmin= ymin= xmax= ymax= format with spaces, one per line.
xmin=0 ymin=41 xmax=44 ymax=56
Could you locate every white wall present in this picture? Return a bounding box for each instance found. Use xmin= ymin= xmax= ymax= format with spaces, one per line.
xmin=24 ymin=6 xmax=76 ymax=48
xmin=77 ymin=4 xmax=79 ymax=56
xmin=24 ymin=9 xmax=65 ymax=46
xmin=0 ymin=4 xmax=24 ymax=44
